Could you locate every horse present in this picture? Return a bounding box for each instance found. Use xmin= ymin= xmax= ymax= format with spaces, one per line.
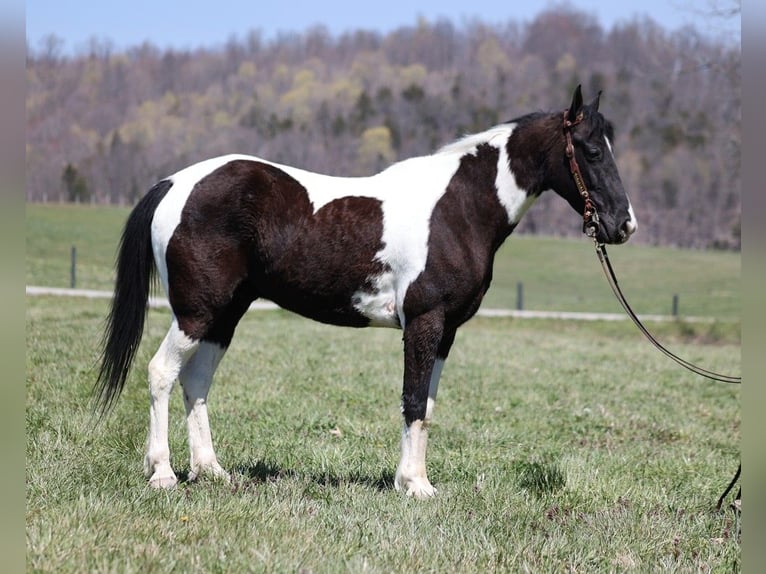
xmin=96 ymin=85 xmax=637 ymax=498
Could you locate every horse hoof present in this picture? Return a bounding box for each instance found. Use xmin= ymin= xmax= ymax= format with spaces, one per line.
xmin=395 ymin=475 xmax=437 ymax=499
xmin=408 ymin=483 xmax=437 ymax=499
xmin=188 ymin=464 xmax=230 ymax=484
xmin=148 ymin=473 xmax=178 ymax=489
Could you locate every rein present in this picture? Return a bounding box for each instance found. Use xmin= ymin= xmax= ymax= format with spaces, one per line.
xmin=593 ymin=244 xmax=740 ymax=384
xmin=562 ymin=111 xmax=741 ymax=513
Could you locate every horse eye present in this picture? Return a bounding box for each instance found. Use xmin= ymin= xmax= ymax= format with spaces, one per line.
xmin=585 ymin=145 xmax=602 ymax=161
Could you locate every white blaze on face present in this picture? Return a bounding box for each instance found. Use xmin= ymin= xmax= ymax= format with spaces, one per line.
xmin=605 ymin=136 xmax=637 ymax=237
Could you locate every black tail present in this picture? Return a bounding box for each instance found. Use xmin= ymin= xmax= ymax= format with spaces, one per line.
xmin=94 ymin=180 xmax=173 ymax=415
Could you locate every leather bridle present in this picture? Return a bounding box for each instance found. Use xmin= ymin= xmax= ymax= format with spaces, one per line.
xmin=563 ymin=110 xmax=600 ymax=239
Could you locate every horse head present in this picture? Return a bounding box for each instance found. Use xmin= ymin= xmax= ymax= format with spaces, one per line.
xmin=553 ymin=85 xmax=637 ymax=245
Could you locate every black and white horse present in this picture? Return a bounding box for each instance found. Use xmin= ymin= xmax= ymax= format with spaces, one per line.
xmin=97 ymin=86 xmax=636 ymax=498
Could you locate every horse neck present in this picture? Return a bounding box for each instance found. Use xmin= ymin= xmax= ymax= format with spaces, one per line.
xmin=505 ymin=112 xmax=566 ymax=197
xmin=449 ymin=115 xmax=567 ymax=249
xmin=432 ymin=133 xmax=537 ymax=252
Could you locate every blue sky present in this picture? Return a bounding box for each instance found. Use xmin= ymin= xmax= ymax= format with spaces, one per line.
xmin=26 ymin=0 xmax=740 ymax=54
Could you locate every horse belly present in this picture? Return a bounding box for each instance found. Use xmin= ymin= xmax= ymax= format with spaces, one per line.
xmin=256 ymin=247 xmax=399 ymax=329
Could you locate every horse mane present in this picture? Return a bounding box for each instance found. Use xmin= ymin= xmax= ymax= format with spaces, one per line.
xmin=436 ymin=124 xmax=515 ymax=156
xmin=436 ymin=103 xmax=614 ymax=160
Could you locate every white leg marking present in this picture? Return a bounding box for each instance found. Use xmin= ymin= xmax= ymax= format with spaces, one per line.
xmin=394 ymin=420 xmax=435 ymax=499
xmin=180 ymin=342 xmax=230 ymax=483
xmin=395 ymin=358 xmax=445 ymax=499
xmin=144 ymin=320 xmax=198 ymax=488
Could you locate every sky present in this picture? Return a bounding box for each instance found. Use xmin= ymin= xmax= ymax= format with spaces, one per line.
xmin=26 ymin=0 xmax=740 ymax=54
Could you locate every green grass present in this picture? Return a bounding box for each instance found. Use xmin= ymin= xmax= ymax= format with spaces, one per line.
xmin=27 ymin=296 xmax=740 ymax=572
xmin=26 ymin=203 xmax=131 ymax=292
xmin=27 ymin=202 xmax=741 ymax=571
xmin=26 ymin=203 xmax=740 ymax=318
xmin=489 ymin=235 xmax=740 ymax=318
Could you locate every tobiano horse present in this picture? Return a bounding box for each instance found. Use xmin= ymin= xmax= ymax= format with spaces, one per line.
xmin=96 ymin=85 xmax=637 ymax=498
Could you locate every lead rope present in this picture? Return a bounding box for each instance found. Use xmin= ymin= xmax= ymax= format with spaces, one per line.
xmin=594 ymin=238 xmax=741 ymax=517
xmin=563 ymin=111 xmax=740 ymax=513
xmin=593 ymin=241 xmax=740 ymax=384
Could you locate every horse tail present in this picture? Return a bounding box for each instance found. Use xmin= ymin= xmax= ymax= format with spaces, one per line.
xmin=94 ymin=180 xmax=173 ymax=415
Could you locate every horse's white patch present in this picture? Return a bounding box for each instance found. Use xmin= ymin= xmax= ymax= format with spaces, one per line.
xmin=350 ymin=271 xmax=398 ymax=327
xmin=360 ymin=154 xmax=467 ymax=328
xmin=341 ymin=124 xmax=531 ymax=328
xmin=495 ymin=134 xmax=539 ymax=224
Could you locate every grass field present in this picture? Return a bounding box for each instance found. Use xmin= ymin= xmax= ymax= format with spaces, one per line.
xmin=26 ymin=203 xmax=741 ymax=572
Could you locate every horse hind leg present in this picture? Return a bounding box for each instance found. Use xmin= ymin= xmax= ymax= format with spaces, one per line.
xmin=179 ymin=341 xmax=229 ymax=483
xmin=145 ymin=320 xmax=199 ymax=488
xmin=177 ymin=287 xmax=255 ymax=484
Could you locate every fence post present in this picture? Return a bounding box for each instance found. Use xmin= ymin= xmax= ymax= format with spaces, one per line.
xmin=672 ymin=293 xmax=679 ymax=317
xmin=516 ymin=281 xmax=524 ymax=311
xmin=70 ymin=245 xmax=77 ymax=289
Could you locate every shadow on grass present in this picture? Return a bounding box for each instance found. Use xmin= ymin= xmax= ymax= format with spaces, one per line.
xmin=179 ymin=460 xmax=396 ymax=493
xmin=513 ymin=459 xmax=566 ymax=496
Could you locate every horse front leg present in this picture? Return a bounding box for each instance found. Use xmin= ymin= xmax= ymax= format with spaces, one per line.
xmin=395 ymin=312 xmax=452 ymax=499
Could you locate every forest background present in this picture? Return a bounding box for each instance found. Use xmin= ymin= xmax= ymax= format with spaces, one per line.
xmin=26 ymin=5 xmax=741 ymax=249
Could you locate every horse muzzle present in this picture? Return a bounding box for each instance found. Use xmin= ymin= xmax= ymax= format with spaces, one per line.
xmin=590 ymin=215 xmax=636 ymax=245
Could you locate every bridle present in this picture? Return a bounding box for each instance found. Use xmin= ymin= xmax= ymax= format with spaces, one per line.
xmin=563 ymin=111 xmax=741 ymax=511
xmin=563 ymin=110 xmax=600 ymax=238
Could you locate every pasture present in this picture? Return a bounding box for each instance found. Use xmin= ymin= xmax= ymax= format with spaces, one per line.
xmin=26 ymin=204 xmax=740 ymax=572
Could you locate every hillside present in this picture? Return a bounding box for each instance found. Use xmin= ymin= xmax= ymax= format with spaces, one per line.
xmin=27 ymin=6 xmax=741 ymax=249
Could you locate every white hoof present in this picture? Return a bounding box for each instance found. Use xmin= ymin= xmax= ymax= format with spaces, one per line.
xmin=148 ymin=472 xmax=178 ymax=489
xmin=188 ymin=463 xmax=230 ymax=483
xmin=394 ymin=474 xmax=437 ymax=499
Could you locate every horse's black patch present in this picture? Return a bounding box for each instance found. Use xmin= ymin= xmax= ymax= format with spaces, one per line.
xmin=166 ymin=160 xmax=388 ymax=344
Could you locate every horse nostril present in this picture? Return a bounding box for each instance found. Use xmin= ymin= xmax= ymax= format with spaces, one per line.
xmin=621 ymin=219 xmax=637 ymax=238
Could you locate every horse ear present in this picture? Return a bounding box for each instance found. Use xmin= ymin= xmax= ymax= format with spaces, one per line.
xmin=567 ymin=84 xmax=584 ymax=123
xmin=588 ymin=90 xmax=602 ymax=112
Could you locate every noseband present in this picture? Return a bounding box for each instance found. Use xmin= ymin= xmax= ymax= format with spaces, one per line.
xmin=563 ymin=111 xmax=600 ymax=239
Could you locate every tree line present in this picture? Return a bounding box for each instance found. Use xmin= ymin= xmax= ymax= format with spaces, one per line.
xmin=26 ymin=6 xmax=741 ymax=249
